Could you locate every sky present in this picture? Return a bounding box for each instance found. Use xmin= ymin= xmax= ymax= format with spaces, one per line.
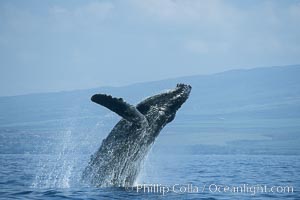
xmin=0 ymin=0 xmax=300 ymax=96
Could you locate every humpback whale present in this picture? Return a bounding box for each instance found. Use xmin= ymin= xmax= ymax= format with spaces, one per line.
xmin=82 ymin=84 xmax=192 ymax=187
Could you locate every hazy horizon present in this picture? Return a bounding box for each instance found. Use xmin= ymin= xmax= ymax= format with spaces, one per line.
xmin=0 ymin=64 xmax=299 ymax=98
xmin=1 ymin=0 xmax=300 ymax=96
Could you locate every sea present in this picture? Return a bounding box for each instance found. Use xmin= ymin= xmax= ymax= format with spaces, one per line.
xmin=0 ymin=116 xmax=299 ymax=199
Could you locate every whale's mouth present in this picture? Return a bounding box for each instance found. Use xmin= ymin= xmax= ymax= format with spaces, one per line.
xmin=136 ymin=83 xmax=192 ymax=115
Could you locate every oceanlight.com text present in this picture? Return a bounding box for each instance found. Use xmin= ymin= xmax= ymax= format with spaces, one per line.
xmin=133 ymin=183 xmax=294 ymax=196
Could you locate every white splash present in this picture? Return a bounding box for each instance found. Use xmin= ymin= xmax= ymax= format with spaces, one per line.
xmin=31 ymin=130 xmax=76 ymax=188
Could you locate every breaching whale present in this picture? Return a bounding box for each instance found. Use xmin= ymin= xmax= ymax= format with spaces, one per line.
xmin=82 ymin=84 xmax=192 ymax=187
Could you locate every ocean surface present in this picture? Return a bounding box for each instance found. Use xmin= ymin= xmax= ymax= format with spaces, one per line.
xmin=1 ymin=65 xmax=300 ymax=199
xmin=0 ymin=153 xmax=299 ymax=199
xmin=0 ymin=117 xmax=299 ymax=200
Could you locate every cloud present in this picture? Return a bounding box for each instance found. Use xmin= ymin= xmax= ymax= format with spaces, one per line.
xmin=0 ymin=1 xmax=115 ymax=34
xmin=48 ymin=1 xmax=114 ymax=30
xmin=184 ymin=39 xmax=230 ymax=55
xmin=290 ymin=2 xmax=300 ymax=17
xmin=129 ymin=0 xmax=300 ymax=59
xmin=0 ymin=0 xmax=299 ymax=95
xmin=49 ymin=1 xmax=114 ymax=20
xmin=130 ymin=0 xmax=240 ymax=25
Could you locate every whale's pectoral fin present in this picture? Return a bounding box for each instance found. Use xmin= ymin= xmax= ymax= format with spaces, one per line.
xmin=91 ymin=94 xmax=147 ymax=124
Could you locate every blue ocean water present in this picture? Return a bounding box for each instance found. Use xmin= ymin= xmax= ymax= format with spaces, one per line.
xmin=0 ymin=115 xmax=300 ymax=199
xmin=1 ymin=65 xmax=300 ymax=198
xmin=2 ymin=65 xmax=300 ymax=199
xmin=0 ymin=150 xmax=299 ymax=199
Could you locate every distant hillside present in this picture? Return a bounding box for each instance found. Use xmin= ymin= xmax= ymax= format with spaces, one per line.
xmin=1 ymin=65 xmax=299 ymax=127
xmin=1 ymin=65 xmax=300 ymax=155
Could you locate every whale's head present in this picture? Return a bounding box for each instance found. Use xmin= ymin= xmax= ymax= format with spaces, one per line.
xmin=91 ymin=83 xmax=191 ymax=134
xmin=136 ymin=83 xmax=192 ymax=128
